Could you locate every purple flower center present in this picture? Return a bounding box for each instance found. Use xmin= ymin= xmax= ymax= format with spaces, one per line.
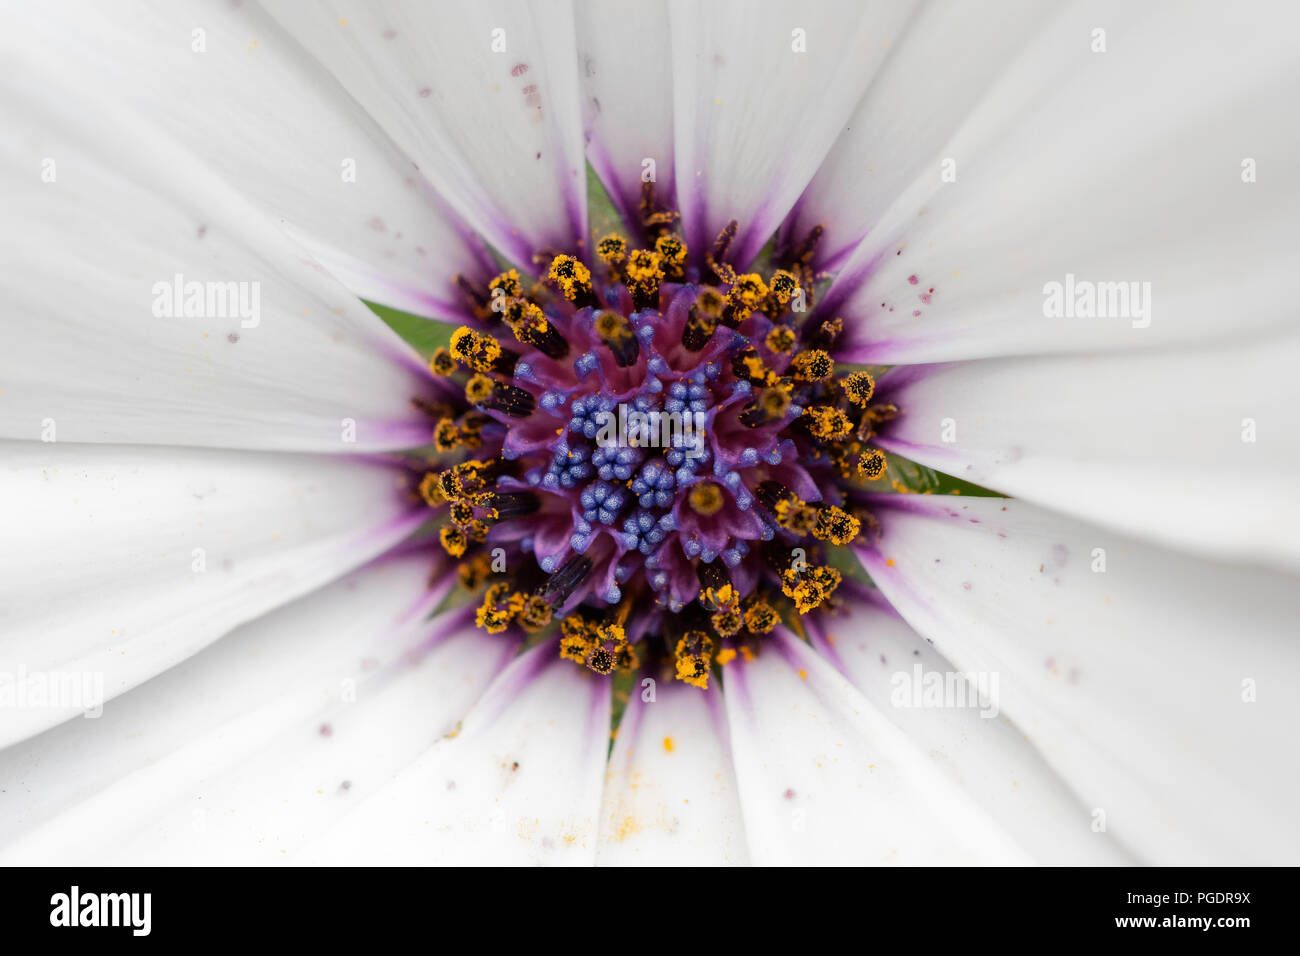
xmin=415 ymin=207 xmax=896 ymax=689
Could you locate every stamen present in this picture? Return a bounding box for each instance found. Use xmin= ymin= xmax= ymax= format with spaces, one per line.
xmin=433 ymin=418 xmax=461 ymax=452
xmin=502 ymin=300 xmax=568 ymax=359
xmin=469 ymin=377 xmax=535 ymax=418
xmin=594 ymin=310 xmax=640 ymax=366
xmin=706 ymin=220 xmax=738 ymax=285
xmin=418 ymin=473 xmax=445 ymax=507
xmin=559 ymin=617 xmax=596 ymax=663
xmin=455 ymin=274 xmax=491 ymax=318
xmin=476 ymin=583 xmax=523 ymax=634
xmin=547 ymin=254 xmax=595 ymax=306
xmin=766 ymin=269 xmax=799 ymax=310
xmin=722 ymin=273 xmax=768 ymax=327
xmin=540 ymin=553 xmax=593 ymax=607
xmin=804 ymin=406 xmax=853 ymax=441
xmin=489 ymin=269 xmax=522 ymax=300
xmin=429 ymin=348 xmax=457 ymax=377
xmin=843 ymin=371 xmax=876 ymax=406
xmin=781 ymin=564 xmax=842 ymax=614
xmin=765 ymin=326 xmax=796 ymax=354
xmin=687 ymin=481 xmax=725 ymax=516
xmin=458 ymin=553 xmax=492 ymax=590
xmin=682 ymin=290 xmax=723 ymax=351
xmin=791 ymin=349 xmax=834 ymax=383
xmin=857 ymin=448 xmax=887 ymax=480
xmin=807 ymin=317 xmax=843 ymax=351
xmin=740 ymin=384 xmax=792 ymax=427
xmin=743 ymin=597 xmax=779 ymax=635
xmin=812 ymin=504 xmax=861 ymax=546
xmin=596 ymin=234 xmax=628 ymax=276
xmin=673 ymin=631 xmax=714 ymax=689
xmin=440 ymin=525 xmax=469 ymax=557
xmin=484 ymin=491 xmax=541 ymax=520
xmin=450 ymin=327 xmax=518 ymax=375
xmin=625 ymin=249 xmax=664 ymax=310
xmin=654 ymin=233 xmax=688 ymax=279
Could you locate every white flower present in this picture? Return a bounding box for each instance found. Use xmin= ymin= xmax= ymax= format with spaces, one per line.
xmin=0 ymin=0 xmax=1297 ymax=866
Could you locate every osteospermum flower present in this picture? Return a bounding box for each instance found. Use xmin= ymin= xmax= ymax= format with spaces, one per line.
xmin=1 ymin=0 xmax=1297 ymax=866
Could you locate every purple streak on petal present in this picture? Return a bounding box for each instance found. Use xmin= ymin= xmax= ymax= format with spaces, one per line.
xmin=722 ymin=650 xmax=752 ymax=717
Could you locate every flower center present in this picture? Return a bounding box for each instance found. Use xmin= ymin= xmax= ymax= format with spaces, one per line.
xmin=414 ymin=197 xmax=896 ymax=690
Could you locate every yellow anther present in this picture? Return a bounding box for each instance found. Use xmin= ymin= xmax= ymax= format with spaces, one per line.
xmin=417 ymin=472 xmax=445 ymax=507
xmin=448 ymin=499 xmax=475 ymax=526
xmin=449 ymin=326 xmax=505 ymax=373
xmin=503 ymin=300 xmax=548 ymax=337
xmin=429 ymin=348 xmax=457 ymax=376
xmin=489 ymin=269 xmax=522 ymax=299
xmin=439 ymin=525 xmax=468 ymax=558
xmin=756 ymin=385 xmax=792 ymax=421
xmin=743 ymin=598 xmax=779 ymax=635
xmin=433 ymin=418 xmax=461 ymax=452
xmin=654 ymin=233 xmax=687 ymax=277
xmin=673 ymin=631 xmax=714 ymax=690
xmin=475 ymin=583 xmax=520 ymax=634
xmin=858 ymin=448 xmax=888 ymax=481
xmin=792 ymin=349 xmax=834 ymax=383
xmin=695 ymin=288 xmax=725 ymax=319
xmin=728 ymin=273 xmax=769 ymax=309
xmin=586 ymin=645 xmax=617 ymax=675
xmin=458 ymin=553 xmax=492 ymax=590
xmin=688 ymin=481 xmax=725 ymax=516
xmin=781 ymin=565 xmax=842 ymax=614
xmin=843 ymin=371 xmax=876 ymax=406
xmin=806 ymin=406 xmax=853 ymax=441
xmin=625 ymin=248 xmax=664 ymax=281
xmin=559 ymin=617 xmax=596 ymax=663
xmin=596 ymin=234 xmax=628 ymax=272
xmin=812 ymin=505 xmax=861 ymax=546
xmin=464 ymin=373 xmax=494 ymax=405
xmin=518 ymin=594 xmax=553 ymax=632
xmin=765 ymin=325 xmax=796 ymax=354
xmin=614 ymin=641 xmax=640 ymax=671
xmin=767 ymin=269 xmax=799 ymax=307
xmin=774 ymin=496 xmax=817 ymax=535
xmin=547 ymin=254 xmax=592 ymax=302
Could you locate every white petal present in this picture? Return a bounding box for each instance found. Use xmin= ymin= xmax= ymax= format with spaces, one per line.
xmin=816 ymin=0 xmax=1300 ymax=362
xmin=596 ymin=678 xmax=748 ymax=865
xmin=0 ymin=440 xmax=422 ymax=748
xmin=576 ymin=0 xmax=674 ymax=233
xmin=0 ymin=48 xmax=431 ymax=451
xmin=669 ymin=0 xmax=919 ymax=268
xmin=723 ymin=629 xmax=1033 ymax=865
xmin=0 ymin=556 xmax=511 ymax=864
xmin=810 ymin=591 xmax=1128 ymax=864
xmin=855 ymin=495 xmax=1300 ymax=864
xmin=6 ymin=0 xmax=494 ymax=320
xmin=780 ymin=0 xmax=1050 ymax=269
xmin=302 ymin=643 xmax=611 ymax=865
xmin=266 ymin=0 xmax=588 ymax=268
xmin=875 ymin=330 xmax=1300 ymax=570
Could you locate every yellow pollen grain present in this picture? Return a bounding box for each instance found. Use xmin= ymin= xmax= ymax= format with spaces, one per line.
xmin=662 ymin=737 xmax=675 ymax=753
